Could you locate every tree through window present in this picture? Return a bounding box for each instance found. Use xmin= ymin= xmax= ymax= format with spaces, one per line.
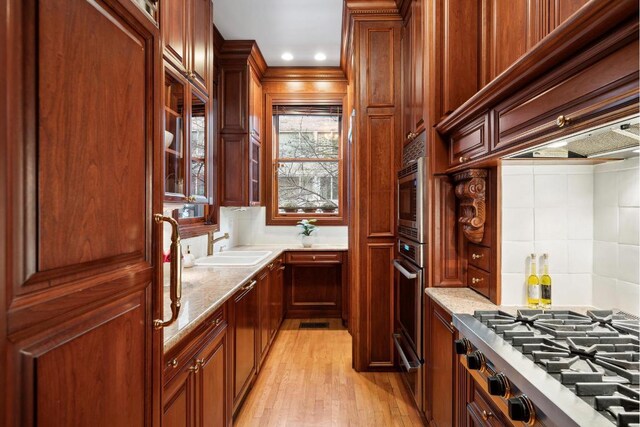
xmin=273 ymin=105 xmax=343 ymax=217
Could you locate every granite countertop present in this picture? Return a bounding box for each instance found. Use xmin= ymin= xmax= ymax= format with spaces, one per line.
xmin=163 ymin=244 xmax=348 ymax=352
xmin=425 ymin=287 xmax=596 ymax=316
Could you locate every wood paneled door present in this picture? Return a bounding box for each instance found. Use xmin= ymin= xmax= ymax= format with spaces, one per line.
xmin=2 ymin=0 xmax=164 ymax=425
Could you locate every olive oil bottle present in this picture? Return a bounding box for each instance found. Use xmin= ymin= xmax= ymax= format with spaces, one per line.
xmin=540 ymin=253 xmax=552 ymax=307
xmin=527 ymin=253 xmax=540 ymax=308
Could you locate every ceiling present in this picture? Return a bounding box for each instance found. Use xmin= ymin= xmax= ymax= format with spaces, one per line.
xmin=213 ymin=0 xmax=344 ymax=67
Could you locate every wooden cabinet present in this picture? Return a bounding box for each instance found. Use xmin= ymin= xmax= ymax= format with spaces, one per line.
xmin=163 ymin=309 xmax=230 ymax=427
xmin=3 ymin=0 xmax=161 ymax=424
xmin=270 ymin=257 xmax=285 ymax=342
xmin=257 ymin=267 xmax=271 ymax=367
xmin=218 ymin=42 xmax=266 ymax=207
xmin=465 ymin=376 xmax=512 ymax=427
xmin=230 ymin=278 xmax=258 ymax=413
xmin=401 ymin=0 xmax=425 ymax=142
xmin=449 ymin=114 xmax=489 ymax=168
xmin=161 ymin=0 xmax=212 ymax=95
xmin=285 ymin=251 xmax=345 ymax=319
xmin=426 ymin=297 xmax=459 ymax=427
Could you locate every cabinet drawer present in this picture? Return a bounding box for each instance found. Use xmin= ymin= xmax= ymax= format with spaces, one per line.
xmin=494 ymin=39 xmax=639 ymax=153
xmin=467 ymin=384 xmax=510 ymax=427
xmin=468 ymin=266 xmax=491 ymax=300
xmin=468 ymin=243 xmax=490 ymax=272
xmin=449 ymin=114 xmax=489 ymax=168
xmin=285 ymin=251 xmax=343 ymax=265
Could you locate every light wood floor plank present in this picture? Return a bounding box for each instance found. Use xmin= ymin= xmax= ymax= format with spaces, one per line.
xmin=234 ymin=319 xmax=425 ymax=427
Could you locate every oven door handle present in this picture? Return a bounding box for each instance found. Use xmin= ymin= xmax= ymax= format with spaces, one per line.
xmin=393 ymin=334 xmax=420 ymax=372
xmin=393 ymin=259 xmax=417 ymax=279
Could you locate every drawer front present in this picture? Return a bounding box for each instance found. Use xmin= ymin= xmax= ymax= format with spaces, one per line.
xmin=467 ymin=384 xmax=510 ymax=427
xmin=468 ymin=243 xmax=490 ymax=272
xmin=163 ymin=307 xmax=226 ymax=384
xmin=494 ymin=39 xmax=639 ymax=153
xmin=449 ymin=114 xmax=489 ymax=168
xmin=468 ymin=266 xmax=491 ymax=299
xmin=285 ymin=251 xmax=343 ymax=265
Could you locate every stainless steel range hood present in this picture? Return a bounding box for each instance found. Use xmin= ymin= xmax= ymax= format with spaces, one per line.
xmin=508 ymin=115 xmax=640 ymax=160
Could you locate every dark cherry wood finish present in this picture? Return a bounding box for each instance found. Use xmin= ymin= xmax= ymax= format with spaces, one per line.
xmin=230 ymin=281 xmax=258 ymax=414
xmin=269 ymin=257 xmax=285 ymax=341
xmin=257 ymin=267 xmax=271 ymax=368
xmin=3 ymin=0 xmax=163 ymax=425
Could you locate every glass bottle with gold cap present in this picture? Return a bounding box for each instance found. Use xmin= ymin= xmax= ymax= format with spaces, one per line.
xmin=540 ymin=253 xmax=552 ymax=307
xmin=527 ymin=253 xmax=540 ymax=308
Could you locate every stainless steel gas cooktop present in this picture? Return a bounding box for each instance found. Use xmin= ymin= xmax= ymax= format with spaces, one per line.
xmin=470 ymin=309 xmax=640 ymax=427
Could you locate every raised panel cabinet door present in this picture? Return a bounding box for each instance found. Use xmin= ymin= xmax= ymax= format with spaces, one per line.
xmin=258 ymin=269 xmax=271 ymax=364
xmin=401 ymin=15 xmax=413 ymax=142
xmin=411 ymin=0 xmax=425 ymax=133
xmin=429 ymin=302 xmax=456 ymax=427
xmin=164 ymin=366 xmax=196 ymax=427
xmin=249 ymin=68 xmax=263 ymax=141
xmin=232 ymin=284 xmax=257 ymax=411
xmin=287 ymin=265 xmax=342 ymax=318
xmin=270 ymin=263 xmax=285 ymax=339
xmin=198 ymin=329 xmax=230 ymax=427
xmin=3 ymin=0 xmax=162 ymax=425
xmin=219 ymin=134 xmax=248 ymax=206
xmin=219 ymin=66 xmax=248 ymax=134
xmin=162 ymin=0 xmax=190 ymax=73
xmin=190 ymin=0 xmax=212 ymax=94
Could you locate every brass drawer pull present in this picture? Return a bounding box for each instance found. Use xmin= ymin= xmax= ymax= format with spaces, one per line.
xmin=472 ymin=277 xmax=484 ymax=284
xmin=459 ymin=156 xmax=470 ymax=163
xmin=481 ymin=410 xmax=493 ymax=420
xmin=188 ymin=359 xmax=203 ymax=373
xmin=243 ymin=280 xmax=257 ymax=292
xmin=279 ymin=266 xmax=285 ymax=271
xmin=471 ymin=253 xmax=483 ymax=260
xmin=153 ymin=214 xmax=182 ymax=330
xmin=212 ymin=317 xmax=223 ymax=327
xmin=168 ymin=358 xmax=178 ymax=368
xmin=312 ymin=255 xmax=316 ymax=261
xmin=556 ymin=115 xmax=571 ymax=128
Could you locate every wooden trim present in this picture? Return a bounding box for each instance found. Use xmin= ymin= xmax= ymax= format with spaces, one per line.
xmin=436 ymin=0 xmax=639 ymax=134
xmin=264 ymin=92 xmax=349 ymax=226
xmin=219 ymin=40 xmax=267 ymax=79
xmin=263 ymin=67 xmax=347 ymax=82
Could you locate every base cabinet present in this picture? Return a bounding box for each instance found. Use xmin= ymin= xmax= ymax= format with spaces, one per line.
xmin=230 ymin=280 xmax=258 ymax=413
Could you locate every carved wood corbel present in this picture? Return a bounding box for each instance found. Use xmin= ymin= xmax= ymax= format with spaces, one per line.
xmin=453 ymin=169 xmax=487 ymax=244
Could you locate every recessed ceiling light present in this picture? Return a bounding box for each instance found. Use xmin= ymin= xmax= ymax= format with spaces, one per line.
xmin=281 ymin=52 xmax=294 ymax=61
xmin=314 ymin=52 xmax=327 ymax=61
xmin=547 ymin=140 xmax=568 ymax=148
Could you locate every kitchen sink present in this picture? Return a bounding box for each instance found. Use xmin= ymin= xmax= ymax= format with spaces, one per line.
xmin=194 ymin=251 xmax=271 ymax=267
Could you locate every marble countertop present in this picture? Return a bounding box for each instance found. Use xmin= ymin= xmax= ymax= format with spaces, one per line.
xmin=163 ymin=244 xmax=348 ymax=352
xmin=425 ymin=287 xmax=596 ymax=316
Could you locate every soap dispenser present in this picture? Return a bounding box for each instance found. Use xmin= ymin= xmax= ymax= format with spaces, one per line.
xmin=183 ymin=245 xmax=195 ymax=268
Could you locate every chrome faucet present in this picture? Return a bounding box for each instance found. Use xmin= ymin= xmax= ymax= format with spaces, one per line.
xmin=208 ymin=232 xmax=229 ymax=256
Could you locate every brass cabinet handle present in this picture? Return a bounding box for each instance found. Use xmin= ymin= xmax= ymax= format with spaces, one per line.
xmin=471 ymin=253 xmax=483 ymax=260
xmin=268 ymin=262 xmax=274 ymax=270
xmin=212 ymin=317 xmax=223 ymax=327
xmin=168 ymin=358 xmax=178 ymax=368
xmin=459 ymin=156 xmax=470 ymax=163
xmin=481 ymin=410 xmax=493 ymax=421
xmin=279 ymin=266 xmax=285 ymax=271
xmin=243 ymin=280 xmax=257 ymax=292
xmin=187 ymin=195 xmax=197 ymax=202
xmin=471 ymin=277 xmax=484 ymax=284
xmin=188 ymin=359 xmax=203 ymax=373
xmin=153 ymin=214 xmax=182 ymax=329
xmin=406 ymin=131 xmax=417 ymax=141
xmin=556 ymin=115 xmax=570 ymax=128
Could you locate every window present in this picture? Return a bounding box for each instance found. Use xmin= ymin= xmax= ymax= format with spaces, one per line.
xmin=267 ymin=103 xmax=346 ymax=225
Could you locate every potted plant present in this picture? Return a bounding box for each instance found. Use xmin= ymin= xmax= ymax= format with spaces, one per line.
xmin=281 ymin=201 xmax=298 ymax=213
xmin=320 ymin=202 xmax=337 ymax=213
xmin=297 ymin=219 xmax=317 ymax=248
xmin=303 ymin=204 xmax=318 ymax=213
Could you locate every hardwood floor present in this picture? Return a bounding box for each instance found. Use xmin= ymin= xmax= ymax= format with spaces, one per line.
xmin=234 ymin=319 xmax=425 ymax=427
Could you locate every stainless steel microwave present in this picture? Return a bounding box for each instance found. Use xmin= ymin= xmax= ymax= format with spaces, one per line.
xmin=397 ymin=157 xmax=427 ymax=243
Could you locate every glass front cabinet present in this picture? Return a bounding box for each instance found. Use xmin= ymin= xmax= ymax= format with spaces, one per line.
xmin=163 ymin=62 xmax=216 ymax=233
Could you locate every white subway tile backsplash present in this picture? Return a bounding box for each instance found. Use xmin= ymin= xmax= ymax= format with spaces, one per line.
xmin=594 ymin=171 xmax=618 ymax=207
xmin=593 ymin=241 xmax=618 ymax=278
xmin=619 ymin=207 xmax=640 ymax=245
xmin=555 ymin=274 xmax=591 ymax=306
xmin=592 ymin=275 xmax=617 ymax=310
xmin=534 ymin=175 xmax=567 ymax=208
xmin=502 ymin=208 xmax=535 ymax=241
xmin=502 ymin=163 xmax=534 ymax=176
xmin=534 ymin=208 xmax=567 ymax=240
xmin=502 ymin=175 xmax=534 ymax=208
xmin=533 ymin=241 xmax=568 ymax=273
xmin=567 ymin=240 xmax=593 ymax=274
xmin=567 ymin=207 xmax=593 ymax=240
xmin=594 ymin=206 xmax=619 ymax=242
xmin=616 ymin=281 xmax=640 ymax=316
xmin=568 ymin=174 xmax=594 ymax=207
xmin=618 ymin=245 xmax=639 ymax=284
xmin=501 ymin=241 xmax=535 ymax=274
xmin=618 ymin=167 xmax=640 ymax=207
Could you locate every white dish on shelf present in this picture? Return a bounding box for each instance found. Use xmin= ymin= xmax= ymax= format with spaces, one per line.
xmin=164 ymin=130 xmax=174 ymax=149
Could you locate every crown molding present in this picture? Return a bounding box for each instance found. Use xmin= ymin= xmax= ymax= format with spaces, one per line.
xmin=263 ymin=67 xmax=347 ymax=82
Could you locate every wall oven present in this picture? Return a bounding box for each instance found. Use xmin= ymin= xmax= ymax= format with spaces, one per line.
xmin=393 ymin=237 xmax=425 ymax=411
xmin=398 ymin=157 xmax=427 ymax=244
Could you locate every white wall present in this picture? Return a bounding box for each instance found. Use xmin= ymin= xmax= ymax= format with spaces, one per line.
xmin=501 ymin=158 xmax=640 ymax=315
xmin=592 ymin=158 xmax=640 ymax=315
xmin=501 ymin=163 xmax=594 ymax=306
